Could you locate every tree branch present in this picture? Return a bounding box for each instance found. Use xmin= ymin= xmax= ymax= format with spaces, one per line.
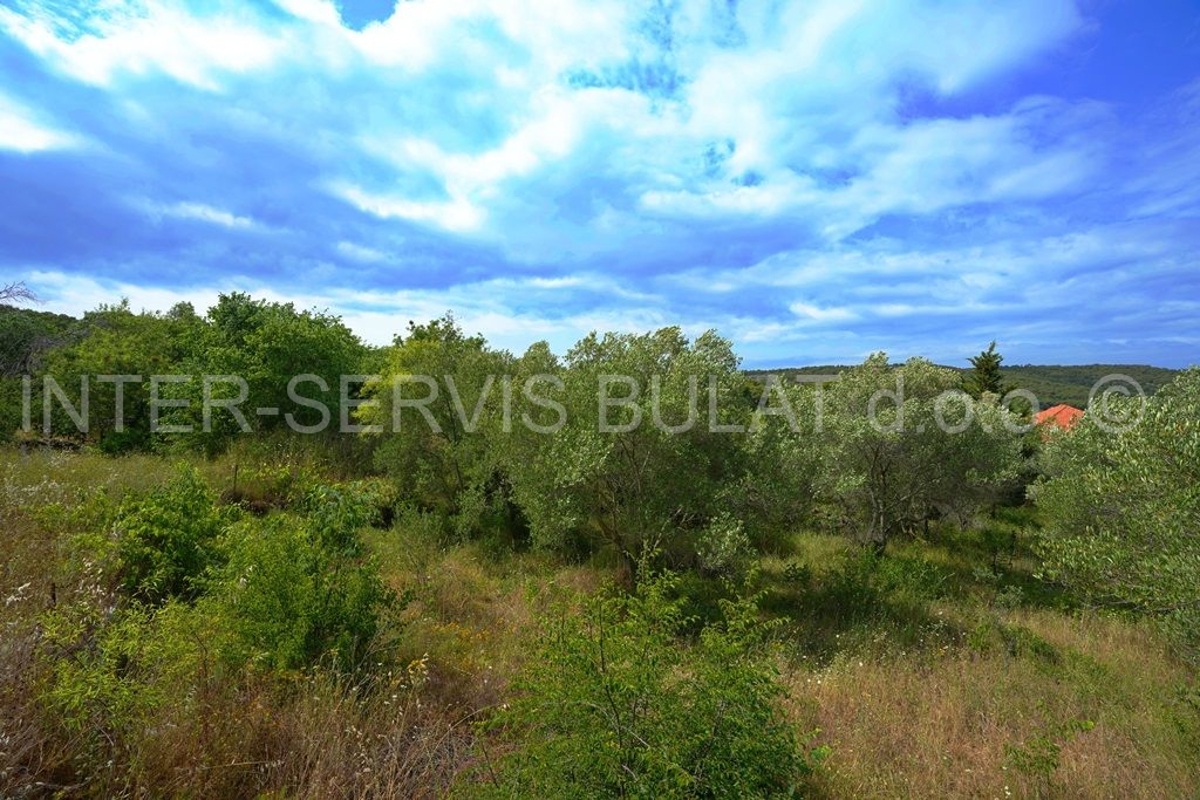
xmin=1 ymin=282 xmax=38 ymax=305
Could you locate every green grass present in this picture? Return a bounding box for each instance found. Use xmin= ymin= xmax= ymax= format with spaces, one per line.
xmin=762 ymin=525 xmax=1198 ymax=799
xmin=1 ymin=448 xmax=1196 ymax=799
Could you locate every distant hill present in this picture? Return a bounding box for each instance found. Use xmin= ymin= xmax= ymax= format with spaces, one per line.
xmin=746 ymin=364 xmax=1182 ymax=410
xmin=997 ymin=364 xmax=1179 ymax=409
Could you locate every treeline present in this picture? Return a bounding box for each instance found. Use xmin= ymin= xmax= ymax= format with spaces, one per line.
xmin=4 ymin=294 xmax=1197 ymax=647
xmin=2 ymin=292 xmax=1198 ymax=796
xmin=750 ymin=363 xmax=1180 ymax=410
xmin=3 ymin=294 xmax=1034 ymax=573
xmin=1 ymin=295 xmax=368 ymax=454
xmin=1000 ymin=364 xmax=1179 ymax=409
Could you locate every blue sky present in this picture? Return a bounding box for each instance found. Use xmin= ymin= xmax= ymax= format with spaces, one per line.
xmin=1 ymin=0 xmax=1197 ymax=367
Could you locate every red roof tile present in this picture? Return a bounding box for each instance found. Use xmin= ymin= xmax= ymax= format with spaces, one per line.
xmin=1035 ymin=404 xmax=1084 ymax=429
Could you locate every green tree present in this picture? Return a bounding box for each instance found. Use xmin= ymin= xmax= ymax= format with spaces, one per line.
xmin=0 ymin=303 xmax=75 ymax=441
xmin=726 ymin=378 xmax=822 ymax=554
xmin=501 ymin=328 xmax=752 ymax=575
xmin=174 ymin=293 xmax=367 ymax=453
xmin=359 ymin=313 xmax=514 ymax=538
xmin=38 ymin=301 xmax=199 ymax=451
xmin=1032 ymin=368 xmax=1200 ymax=662
xmin=819 ymin=354 xmax=1024 ymax=552
xmin=964 ymin=340 xmax=1007 ymax=399
xmin=0 ymin=306 xmax=69 ymax=377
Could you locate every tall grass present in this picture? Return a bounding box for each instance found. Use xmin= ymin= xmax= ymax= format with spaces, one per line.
xmin=2 ymin=449 xmax=1197 ymax=798
xmin=774 ymin=529 xmax=1200 ymax=799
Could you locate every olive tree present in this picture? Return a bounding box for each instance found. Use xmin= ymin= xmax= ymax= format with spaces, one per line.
xmin=819 ymin=354 xmax=1024 ymax=552
xmin=501 ymin=327 xmax=753 ymax=575
xmin=359 ymin=314 xmax=514 ymax=538
xmin=1032 ymin=368 xmax=1200 ymax=661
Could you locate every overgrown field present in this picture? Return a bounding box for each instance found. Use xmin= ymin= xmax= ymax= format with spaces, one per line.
xmin=2 ymin=301 xmax=1198 ymax=797
xmin=2 ymin=449 xmax=1196 ymax=799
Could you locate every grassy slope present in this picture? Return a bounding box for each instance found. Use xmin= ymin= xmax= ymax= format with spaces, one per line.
xmin=2 ymin=451 xmax=1197 ymax=798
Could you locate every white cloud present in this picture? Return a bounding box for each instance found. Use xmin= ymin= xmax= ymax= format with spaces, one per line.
xmin=21 ymin=196 xmax=1198 ymax=369
xmin=336 ymin=240 xmax=388 ymax=262
xmin=331 ymin=183 xmax=484 ymax=232
xmin=272 ymin=0 xmax=342 ymax=27
xmin=789 ymin=302 xmax=859 ymax=323
xmin=0 ymin=93 xmax=80 ymax=152
xmin=24 ymin=269 xmax=675 ymax=356
xmin=6 ymin=0 xmax=1193 ymax=368
xmin=0 ymin=3 xmax=285 ymax=90
xmin=28 ymin=271 xmax=223 ymax=320
xmin=1 ymin=0 xmax=1099 ymax=247
xmin=160 ymin=202 xmax=258 ymax=229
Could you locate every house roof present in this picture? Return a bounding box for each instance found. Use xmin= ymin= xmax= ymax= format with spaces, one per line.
xmin=1035 ymin=403 xmax=1084 ymax=429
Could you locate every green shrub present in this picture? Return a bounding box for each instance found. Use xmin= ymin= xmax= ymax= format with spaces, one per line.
xmin=695 ymin=513 xmax=755 ymax=581
xmin=818 ymin=549 xmax=949 ymax=618
xmin=300 ymin=482 xmax=375 ymax=554
xmin=31 ymin=475 xmax=394 ymax=794
xmin=37 ymin=600 xmax=210 ymax=781
xmin=114 ymin=465 xmax=233 ymax=604
xmin=1033 ymin=368 xmax=1200 ymax=661
xmin=466 ymin=570 xmax=820 ymax=798
xmin=210 ymin=489 xmax=392 ymax=672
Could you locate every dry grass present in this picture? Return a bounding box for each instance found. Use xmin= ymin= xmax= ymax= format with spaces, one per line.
xmin=781 ymin=594 xmax=1199 ymax=799
xmin=3 ymin=450 xmax=1197 ymax=798
xmin=1 ymin=451 xmax=102 ymax=793
xmin=363 ymin=523 xmax=606 ymax=716
xmin=0 ymin=449 xmax=482 ymax=798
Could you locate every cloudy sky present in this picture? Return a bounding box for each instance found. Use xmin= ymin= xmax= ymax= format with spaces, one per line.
xmin=1 ymin=0 xmax=1198 ymax=367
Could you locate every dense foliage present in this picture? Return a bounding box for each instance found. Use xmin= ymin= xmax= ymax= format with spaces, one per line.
xmin=25 ymin=467 xmax=393 ymax=794
xmin=2 ymin=294 xmax=1196 ymax=797
xmin=6 ymin=293 xmax=370 ymax=455
xmin=816 ymin=354 xmax=1025 ymax=551
xmin=1034 ymin=368 xmax=1200 ymax=661
xmin=474 ymin=570 xmax=820 ymax=799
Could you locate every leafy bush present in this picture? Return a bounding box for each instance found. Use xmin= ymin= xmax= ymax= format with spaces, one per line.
xmin=1033 ymin=368 xmax=1200 ymax=662
xmin=37 ymin=600 xmax=210 ymax=784
xmin=114 ymin=465 xmax=233 ymax=604
xmin=30 ymin=474 xmax=395 ymax=795
xmin=467 ymin=571 xmax=820 ymax=798
xmin=210 ymin=489 xmax=392 ymax=672
xmin=695 ymin=513 xmax=755 ymax=580
xmin=818 ymin=549 xmax=949 ymax=617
